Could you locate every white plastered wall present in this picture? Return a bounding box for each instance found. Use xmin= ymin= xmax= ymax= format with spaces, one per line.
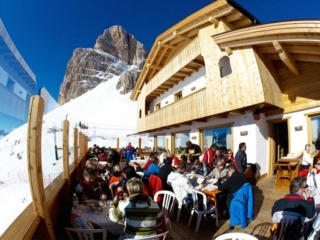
xmin=148 ymin=67 xmax=206 ymax=113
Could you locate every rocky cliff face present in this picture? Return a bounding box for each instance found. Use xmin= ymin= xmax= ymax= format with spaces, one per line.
xmin=58 ymin=26 xmax=147 ymax=105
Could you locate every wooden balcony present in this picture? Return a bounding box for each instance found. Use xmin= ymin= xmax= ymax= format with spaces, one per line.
xmin=145 ymin=38 xmax=202 ymax=101
xmin=138 ymin=88 xmax=207 ymax=132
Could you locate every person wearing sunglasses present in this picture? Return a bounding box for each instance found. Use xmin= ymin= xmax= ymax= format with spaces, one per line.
xmin=272 ymin=176 xmax=315 ymax=238
xmin=225 ymin=149 xmax=235 ymax=164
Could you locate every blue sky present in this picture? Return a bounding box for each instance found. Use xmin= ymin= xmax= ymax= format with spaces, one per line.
xmin=0 ymin=0 xmax=319 ymax=101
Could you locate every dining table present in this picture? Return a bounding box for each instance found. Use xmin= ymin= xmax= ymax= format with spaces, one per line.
xmin=70 ymin=200 xmax=124 ymax=235
xmin=70 ymin=199 xmax=169 ymax=238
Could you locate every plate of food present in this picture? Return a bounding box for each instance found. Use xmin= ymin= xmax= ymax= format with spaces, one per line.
xmin=86 ymin=201 xmax=105 ymax=212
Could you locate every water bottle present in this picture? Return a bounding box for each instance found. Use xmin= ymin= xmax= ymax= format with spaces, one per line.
xmin=73 ymin=193 xmax=78 ymax=210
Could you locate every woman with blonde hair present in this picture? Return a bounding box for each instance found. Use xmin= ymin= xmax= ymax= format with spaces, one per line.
xmin=109 ymin=165 xmax=123 ymax=184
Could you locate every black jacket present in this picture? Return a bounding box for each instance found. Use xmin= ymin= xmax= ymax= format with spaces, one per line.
xmin=218 ymin=171 xmax=247 ymax=193
xmin=272 ymin=194 xmax=315 ymax=219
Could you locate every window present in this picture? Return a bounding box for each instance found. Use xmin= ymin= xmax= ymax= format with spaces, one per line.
xmin=310 ymin=115 xmax=320 ymax=154
xmin=139 ymin=109 xmax=142 ymax=118
xmin=174 ymin=132 xmax=190 ymax=154
xmin=174 ymin=91 xmax=183 ymax=101
xmin=156 ymin=135 xmax=166 ymax=151
xmin=219 ymin=56 xmax=232 ymax=78
xmin=155 ymin=102 xmax=161 ymax=111
xmin=202 ymin=125 xmax=232 ymax=152
xmin=6 ymin=77 xmax=15 ymax=92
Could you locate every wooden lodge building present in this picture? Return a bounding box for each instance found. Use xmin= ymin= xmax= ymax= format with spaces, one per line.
xmin=3 ymin=0 xmax=320 ymax=239
xmin=130 ymin=0 xmax=320 ymax=180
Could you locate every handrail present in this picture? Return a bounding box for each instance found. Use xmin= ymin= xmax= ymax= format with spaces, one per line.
xmin=1 ymin=95 xmax=89 ymax=239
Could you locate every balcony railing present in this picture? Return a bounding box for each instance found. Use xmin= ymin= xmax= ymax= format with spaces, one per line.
xmin=146 ymin=37 xmax=201 ymax=96
xmin=139 ymin=88 xmax=206 ymax=132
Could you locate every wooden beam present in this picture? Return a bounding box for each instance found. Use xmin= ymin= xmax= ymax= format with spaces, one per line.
xmin=219 ymin=35 xmax=320 ymax=50
xmin=63 ymin=120 xmax=70 ymax=182
xmin=273 ymin=40 xmax=300 ymax=76
xmin=173 ymin=31 xmax=191 ymax=40
xmin=175 ymin=72 xmax=191 ymax=77
xmin=225 ymin=12 xmax=243 ymax=22
xmin=225 ymin=47 xmax=233 ymax=55
xmin=27 ymin=96 xmax=56 ymax=239
xmin=168 ymin=77 xmax=184 ymax=81
xmin=192 ymin=59 xmax=205 ymax=66
xmin=170 ymin=124 xmax=180 ymax=128
xmin=234 ymin=18 xmax=252 ymax=28
xmin=260 ymin=106 xmax=281 ymax=113
xmin=259 ymin=46 xmax=320 ymax=55
xmin=194 ymin=118 xmax=207 ymax=122
xmin=181 ymin=121 xmax=192 ymax=125
xmin=147 ymin=63 xmax=162 ymax=70
xmin=183 ymin=65 xmax=198 ymax=72
xmin=212 ymin=113 xmax=228 ymax=118
xmin=229 ymin=110 xmax=245 ymax=115
xmin=208 ymin=16 xmax=219 ymax=27
xmin=177 ymin=6 xmax=234 ymax=36
xmin=158 ymin=41 xmax=175 ymax=49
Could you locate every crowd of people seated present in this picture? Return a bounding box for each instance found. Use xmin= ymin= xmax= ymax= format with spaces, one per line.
xmin=73 ymin=141 xmax=254 ymax=239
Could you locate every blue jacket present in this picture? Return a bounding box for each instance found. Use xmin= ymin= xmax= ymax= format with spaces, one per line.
xmin=230 ymin=182 xmax=254 ymax=228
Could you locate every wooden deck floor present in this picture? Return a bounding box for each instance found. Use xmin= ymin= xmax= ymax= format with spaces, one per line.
xmin=170 ymin=175 xmax=285 ymax=240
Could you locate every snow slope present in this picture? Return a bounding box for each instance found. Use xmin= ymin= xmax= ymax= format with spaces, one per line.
xmin=0 ymin=74 xmax=149 ymax=235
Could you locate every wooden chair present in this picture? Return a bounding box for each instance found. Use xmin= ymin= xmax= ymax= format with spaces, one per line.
xmin=125 ymin=231 xmax=169 ymax=240
xmin=109 ymin=181 xmax=119 ymax=199
xmin=215 ymin=232 xmax=258 ymax=240
xmin=188 ymin=189 xmax=218 ymax=232
xmin=153 ymin=191 xmax=175 ymax=238
xmin=65 ymin=227 xmax=107 ymax=240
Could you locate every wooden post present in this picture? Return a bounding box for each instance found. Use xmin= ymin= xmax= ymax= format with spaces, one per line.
xmin=85 ymin=135 xmax=88 ymax=159
xmin=79 ymin=132 xmax=83 ymax=169
xmin=63 ymin=120 xmax=70 ymax=181
xmin=117 ymin=138 xmax=120 ymax=151
xmin=74 ymin=128 xmax=78 ymax=167
xmin=138 ymin=138 xmax=141 ymax=151
xmin=27 ymin=96 xmax=56 ymax=239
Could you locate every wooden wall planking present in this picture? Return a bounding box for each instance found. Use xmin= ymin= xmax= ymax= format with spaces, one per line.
xmin=254 ymin=50 xmax=283 ymax=108
xmin=138 ymin=88 xmax=206 ymax=132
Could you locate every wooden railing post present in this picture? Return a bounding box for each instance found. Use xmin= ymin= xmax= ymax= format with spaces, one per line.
xmin=117 ymin=137 xmax=120 ymax=151
xmin=139 ymin=138 xmax=141 ymax=151
xmin=79 ymin=132 xmax=83 ymax=169
xmin=27 ymin=96 xmax=56 ymax=239
xmin=85 ymin=135 xmax=88 ymax=156
xmin=74 ymin=128 xmax=78 ymax=167
xmin=63 ymin=120 xmax=70 ymax=182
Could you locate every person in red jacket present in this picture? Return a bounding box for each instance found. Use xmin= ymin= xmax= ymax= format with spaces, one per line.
xmin=202 ymin=144 xmax=217 ymax=170
xmin=75 ymin=167 xmax=107 ymax=203
xmin=125 ymin=142 xmax=134 ymax=152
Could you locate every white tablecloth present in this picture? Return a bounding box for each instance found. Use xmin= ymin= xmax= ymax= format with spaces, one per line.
xmin=72 ymin=200 xmax=124 ymax=235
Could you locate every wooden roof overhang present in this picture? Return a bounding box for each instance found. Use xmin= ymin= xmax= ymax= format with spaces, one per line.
xmin=212 ymin=20 xmax=320 ymax=76
xmin=130 ymin=0 xmax=260 ymax=101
